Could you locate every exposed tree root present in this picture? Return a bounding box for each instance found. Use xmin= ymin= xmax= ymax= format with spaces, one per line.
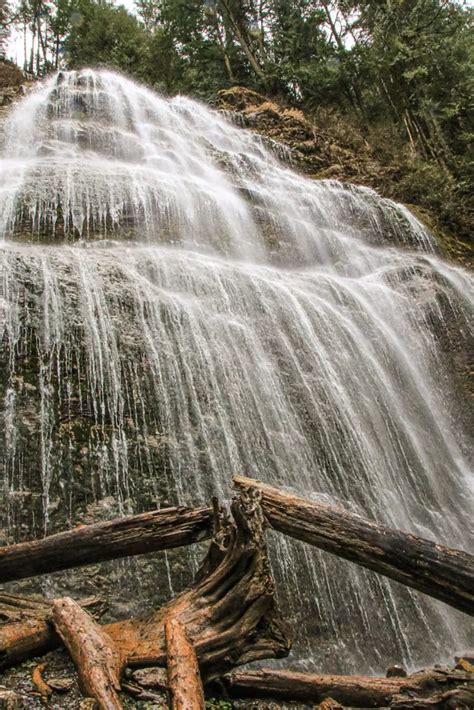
xmin=106 ymin=491 xmax=291 ymax=679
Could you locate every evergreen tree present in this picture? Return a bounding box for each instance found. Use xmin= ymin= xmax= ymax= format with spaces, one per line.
xmin=64 ymin=0 xmax=148 ymax=75
xmin=1 ymin=1 xmax=11 ymax=60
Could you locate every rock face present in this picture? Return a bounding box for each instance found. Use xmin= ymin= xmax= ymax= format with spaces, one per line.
xmin=217 ymin=86 xmax=405 ymax=191
xmin=217 ymin=86 xmax=473 ymax=267
xmin=0 ymin=62 xmax=25 ymax=91
xmin=216 ymin=86 xmax=474 ymax=411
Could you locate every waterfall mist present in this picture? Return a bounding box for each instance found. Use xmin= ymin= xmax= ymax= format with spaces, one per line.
xmin=0 ymin=69 xmax=472 ymax=674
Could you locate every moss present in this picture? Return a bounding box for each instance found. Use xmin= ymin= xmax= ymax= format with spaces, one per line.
xmin=406 ymin=203 xmax=473 ymax=268
xmin=0 ymin=60 xmax=24 ymax=89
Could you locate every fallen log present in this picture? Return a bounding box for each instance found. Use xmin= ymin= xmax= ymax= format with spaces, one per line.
xmin=0 ymin=593 xmax=52 ymax=618
xmin=0 ymin=594 xmax=105 ymax=669
xmin=0 ymin=506 xmax=213 ymax=584
xmin=0 ymin=493 xmax=290 ymax=677
xmin=53 ymin=597 xmax=125 ymax=710
xmin=165 ymin=618 xmax=205 ymax=709
xmin=234 ymin=476 xmax=474 ymax=615
xmin=106 ymin=492 xmax=291 ymax=678
xmin=221 ymin=668 xmax=474 ymax=707
xmin=391 ymin=686 xmax=474 ymax=709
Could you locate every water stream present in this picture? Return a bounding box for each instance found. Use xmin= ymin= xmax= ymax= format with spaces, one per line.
xmin=0 ymin=69 xmax=472 ymax=674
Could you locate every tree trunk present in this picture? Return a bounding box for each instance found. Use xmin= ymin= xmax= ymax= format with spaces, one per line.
xmin=0 ymin=594 xmax=105 ymax=670
xmin=106 ymin=491 xmax=290 ymax=678
xmin=29 ymin=20 xmax=36 ymax=75
xmin=0 ymin=506 xmax=213 ymax=584
xmin=213 ymin=14 xmax=235 ymax=83
xmin=165 ymin=618 xmax=205 ymax=710
xmin=53 ymin=597 xmax=125 ymax=710
xmin=234 ymin=476 xmax=474 ymax=615
xmin=218 ymin=0 xmax=267 ymax=83
xmin=391 ymin=686 xmax=474 ymax=709
xmin=222 ymin=668 xmax=474 ymax=707
xmin=37 ymin=16 xmax=47 ymax=74
xmin=0 ymin=492 xmax=290 ymax=677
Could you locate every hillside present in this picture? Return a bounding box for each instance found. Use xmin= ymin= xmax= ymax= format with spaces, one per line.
xmin=217 ymin=86 xmax=473 ymax=266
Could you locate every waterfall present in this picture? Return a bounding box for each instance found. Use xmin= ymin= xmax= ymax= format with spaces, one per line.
xmin=0 ymin=69 xmax=472 ymax=674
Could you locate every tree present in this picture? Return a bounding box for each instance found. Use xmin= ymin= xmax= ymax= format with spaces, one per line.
xmin=1 ymin=1 xmax=11 ymax=60
xmin=64 ymin=0 xmax=148 ymax=75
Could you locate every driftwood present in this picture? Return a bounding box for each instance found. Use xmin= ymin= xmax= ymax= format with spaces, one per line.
xmin=0 ymin=506 xmax=213 ymax=584
xmin=391 ymin=686 xmax=474 ymax=709
xmin=0 ymin=492 xmax=290 ymax=678
xmin=222 ymin=668 xmax=474 ymax=708
xmin=165 ymin=618 xmax=205 ymax=709
xmin=2 ymin=486 xmax=470 ymax=708
xmin=234 ymin=476 xmax=474 ymax=615
xmin=31 ymin=661 xmax=53 ymax=698
xmin=53 ymin=597 xmax=125 ymax=710
xmin=106 ymin=492 xmax=290 ymax=679
xmin=0 ymin=594 xmax=105 ymax=670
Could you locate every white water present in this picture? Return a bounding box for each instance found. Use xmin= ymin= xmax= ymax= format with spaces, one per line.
xmin=0 ymin=69 xmax=472 ymax=673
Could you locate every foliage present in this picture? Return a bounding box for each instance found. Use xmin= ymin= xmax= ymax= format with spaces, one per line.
xmin=1 ymin=0 xmax=11 ymax=59
xmin=64 ymin=0 xmax=148 ymax=75
xmin=205 ymin=700 xmax=233 ymax=710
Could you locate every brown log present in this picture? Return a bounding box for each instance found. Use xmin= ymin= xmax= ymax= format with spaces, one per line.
xmin=234 ymin=476 xmax=474 ymax=615
xmin=0 ymin=506 xmax=213 ymax=584
xmin=106 ymin=491 xmax=291 ymax=679
xmin=391 ymin=686 xmax=474 ymax=709
xmin=0 ymin=493 xmax=290 ymax=678
xmin=165 ymin=618 xmax=205 ymax=710
xmin=0 ymin=594 xmax=105 ymax=670
xmin=222 ymin=668 xmax=474 ymax=707
xmin=0 ymin=615 xmax=57 ymax=672
xmin=52 ymin=597 xmax=125 ymax=710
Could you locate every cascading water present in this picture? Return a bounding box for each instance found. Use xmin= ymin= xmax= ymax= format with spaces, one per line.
xmin=0 ymin=69 xmax=472 ymax=674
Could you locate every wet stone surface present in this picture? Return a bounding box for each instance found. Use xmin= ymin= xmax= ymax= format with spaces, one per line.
xmin=1 ymin=650 xmax=311 ymax=709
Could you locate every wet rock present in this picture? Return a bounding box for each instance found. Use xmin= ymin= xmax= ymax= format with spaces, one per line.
xmin=316 ymin=698 xmax=343 ymax=710
xmin=131 ymin=667 xmax=168 ymax=689
xmin=386 ymin=664 xmax=408 ymax=678
xmin=455 ymin=650 xmax=474 ymax=664
xmin=0 ymin=689 xmax=24 ymax=709
xmin=47 ymin=677 xmax=74 ymax=693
